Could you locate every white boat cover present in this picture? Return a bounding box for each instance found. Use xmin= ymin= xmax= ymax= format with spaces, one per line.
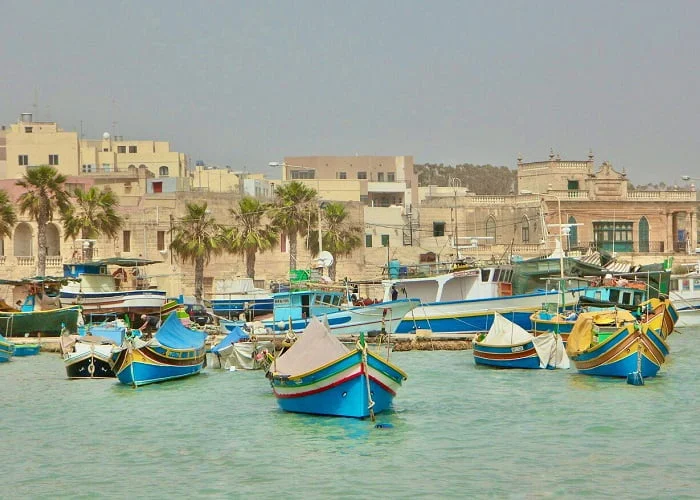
xmin=482 ymin=312 xmax=569 ymax=369
xmin=272 ymin=317 xmax=349 ymax=377
xmin=531 ymin=334 xmax=570 ymax=369
xmin=482 ymin=312 xmax=533 ymax=345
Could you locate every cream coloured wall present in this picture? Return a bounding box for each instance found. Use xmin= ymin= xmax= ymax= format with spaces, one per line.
xmin=5 ymin=121 xmax=79 ymax=178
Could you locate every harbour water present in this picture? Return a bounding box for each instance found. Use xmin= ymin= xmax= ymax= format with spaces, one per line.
xmin=3 ymin=328 xmax=699 ymax=499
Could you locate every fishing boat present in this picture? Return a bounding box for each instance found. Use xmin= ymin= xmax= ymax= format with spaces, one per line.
xmin=384 ymin=261 xmax=584 ymax=335
xmin=207 ymin=325 xmax=274 ymax=370
xmin=269 ymin=318 xmax=407 ymax=419
xmin=472 ymin=312 xmax=569 ymax=369
xmin=669 ymin=262 xmax=700 ymax=328
xmin=223 ymin=288 xmax=421 ymax=336
xmin=60 ymin=257 xmax=168 ymax=315
xmin=210 ymin=278 xmax=274 ymax=320
xmin=78 ymin=313 xmax=130 ymax=344
xmin=566 ymin=297 xmax=677 ymax=384
xmin=109 ymin=312 xmax=208 ymax=387
xmin=60 ymin=334 xmax=118 ymax=379
xmin=12 ymin=343 xmax=41 ymax=356
xmin=0 ymin=333 xmax=14 ymax=362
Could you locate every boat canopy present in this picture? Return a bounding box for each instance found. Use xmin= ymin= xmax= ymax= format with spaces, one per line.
xmin=272 ymin=318 xmax=349 ymax=377
xmin=211 ymin=326 xmax=250 ymax=353
xmin=482 ymin=312 xmax=569 ymax=369
xmin=154 ymin=313 xmax=208 ymax=349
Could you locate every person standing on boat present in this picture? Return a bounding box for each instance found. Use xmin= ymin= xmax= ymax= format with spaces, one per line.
xmin=391 ymin=285 xmax=399 ymax=301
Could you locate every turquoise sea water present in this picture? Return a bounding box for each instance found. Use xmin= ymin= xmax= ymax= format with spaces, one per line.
xmin=2 ymin=328 xmax=699 ymax=499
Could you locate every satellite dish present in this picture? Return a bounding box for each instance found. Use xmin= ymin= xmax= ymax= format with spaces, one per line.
xmin=317 ymin=251 xmax=334 ymax=268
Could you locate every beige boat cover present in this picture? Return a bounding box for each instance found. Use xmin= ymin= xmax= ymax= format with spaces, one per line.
xmin=566 ymin=316 xmax=594 ymax=356
xmin=272 ymin=317 xmax=349 ymax=377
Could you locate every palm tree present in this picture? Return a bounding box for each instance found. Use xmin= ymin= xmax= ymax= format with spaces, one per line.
xmin=62 ymin=186 xmax=124 ymax=258
xmin=170 ymin=202 xmax=223 ymax=304
xmin=222 ymin=197 xmax=278 ymax=279
xmin=16 ymin=165 xmax=70 ymax=276
xmin=0 ymin=190 xmax=18 ymax=240
xmin=271 ymin=181 xmax=318 ymax=272
xmin=307 ymin=202 xmax=363 ymax=281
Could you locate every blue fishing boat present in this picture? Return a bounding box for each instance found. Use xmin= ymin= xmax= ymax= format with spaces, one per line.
xmin=79 ymin=313 xmax=129 ymax=345
xmin=222 ymin=288 xmax=420 ymax=336
xmin=0 ymin=333 xmax=14 ymax=362
xmin=270 ymin=318 xmax=407 ymax=419
xmin=472 ymin=312 xmax=569 ymax=369
xmin=109 ymin=313 xmax=208 ymax=387
xmin=12 ymin=343 xmax=41 ymax=356
xmin=566 ymin=298 xmax=676 ymax=383
xmin=210 ymin=278 xmax=274 ymax=319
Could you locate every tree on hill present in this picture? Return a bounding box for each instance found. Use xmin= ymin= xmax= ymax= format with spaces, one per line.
xmin=415 ymin=163 xmax=517 ymax=195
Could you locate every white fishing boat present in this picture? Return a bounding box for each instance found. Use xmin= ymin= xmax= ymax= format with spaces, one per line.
xmin=383 ymin=261 xmax=582 ymax=336
xmin=669 ymin=262 xmax=700 ymax=328
xmin=60 ymin=257 xmax=167 ymax=314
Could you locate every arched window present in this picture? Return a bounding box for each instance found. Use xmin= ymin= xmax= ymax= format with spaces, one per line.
xmin=521 ymin=215 xmax=530 ymax=243
xmin=568 ymin=216 xmax=578 ymax=249
xmin=639 ymin=216 xmax=649 ymax=253
xmin=486 ymin=216 xmax=496 ymax=243
xmin=128 ymin=164 xmax=137 ymax=175
xmin=13 ymin=222 xmax=33 ymax=257
xmin=159 ymin=166 xmax=169 ymax=177
xmin=46 ymin=223 xmax=61 ymax=256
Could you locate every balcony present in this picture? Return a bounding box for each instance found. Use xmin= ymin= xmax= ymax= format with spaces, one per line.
xmin=367 ymin=181 xmax=406 ymax=194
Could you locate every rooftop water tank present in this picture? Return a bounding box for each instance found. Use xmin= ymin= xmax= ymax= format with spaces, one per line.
xmin=20 ymin=113 xmax=32 ymax=123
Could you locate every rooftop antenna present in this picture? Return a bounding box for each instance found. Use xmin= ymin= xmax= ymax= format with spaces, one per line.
xmin=111 ymin=98 xmax=118 ymax=137
xmin=33 ymin=88 xmax=39 ymax=120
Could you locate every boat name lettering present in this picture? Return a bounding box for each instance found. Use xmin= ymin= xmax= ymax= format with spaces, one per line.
xmin=511 ymin=346 xmax=524 ymax=353
xmin=453 ymin=270 xmax=479 ymax=278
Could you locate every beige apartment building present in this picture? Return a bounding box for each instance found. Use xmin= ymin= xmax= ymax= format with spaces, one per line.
xmin=2 ymin=113 xmax=189 ymax=197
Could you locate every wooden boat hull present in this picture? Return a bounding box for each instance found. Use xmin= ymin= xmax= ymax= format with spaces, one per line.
xmin=0 ymin=337 xmax=14 ymax=362
xmin=13 ymin=344 xmax=40 ymax=356
xmin=271 ymin=349 xmax=406 ymax=418
xmin=224 ymin=298 xmax=421 ymax=336
xmin=570 ymin=323 xmax=669 ymax=378
xmin=110 ymin=343 xmax=206 ymax=387
xmin=473 ymin=340 xmax=542 ymax=369
xmin=211 ymin=296 xmax=274 ymax=319
xmin=0 ymin=306 xmax=81 ymax=337
xmin=65 ymin=349 xmax=115 ymax=378
xmin=60 ymin=290 xmax=167 ymax=314
xmin=394 ymin=290 xmax=579 ymax=335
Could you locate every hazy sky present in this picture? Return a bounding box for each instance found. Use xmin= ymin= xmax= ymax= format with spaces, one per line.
xmin=2 ymin=0 xmax=699 ymax=185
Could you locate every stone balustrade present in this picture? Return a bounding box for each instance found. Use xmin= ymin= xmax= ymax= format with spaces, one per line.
xmin=627 ymin=191 xmax=696 ymax=201
xmin=16 ymin=256 xmax=35 ymax=266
